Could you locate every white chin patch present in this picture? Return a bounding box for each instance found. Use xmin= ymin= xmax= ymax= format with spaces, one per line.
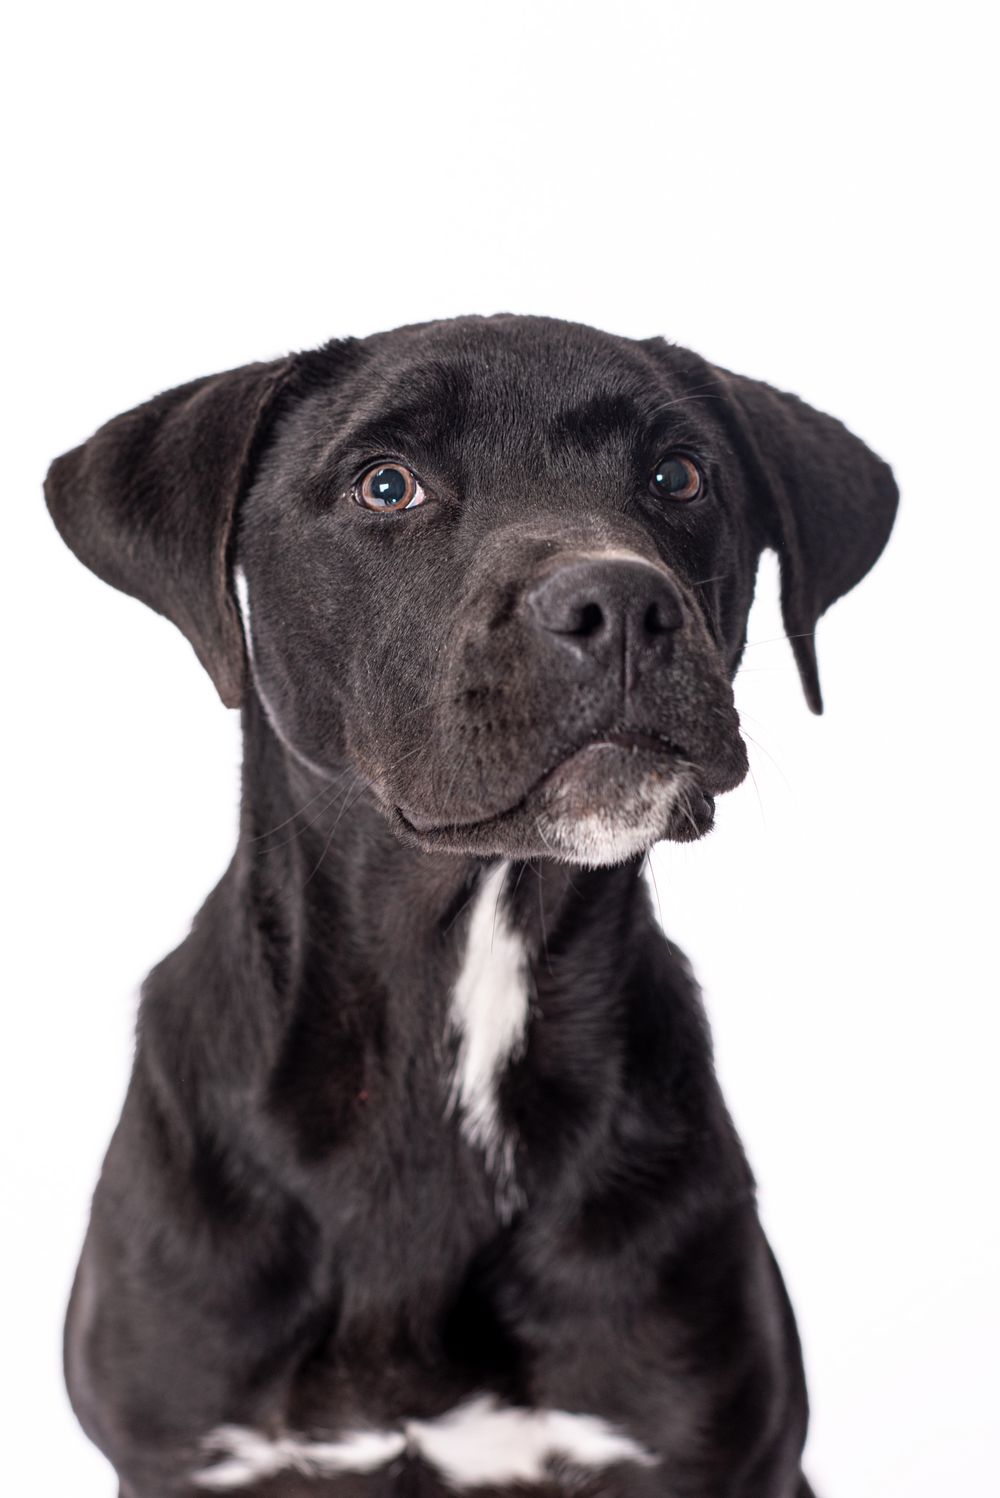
xmin=536 ymin=770 xmax=690 ymax=867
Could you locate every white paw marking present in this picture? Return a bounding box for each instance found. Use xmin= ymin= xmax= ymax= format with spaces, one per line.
xmin=195 ymin=1395 xmax=656 ymax=1489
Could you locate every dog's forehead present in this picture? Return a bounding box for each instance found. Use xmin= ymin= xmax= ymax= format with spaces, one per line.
xmin=364 ymin=314 xmax=666 ymax=387
xmin=333 ymin=317 xmax=694 ymax=461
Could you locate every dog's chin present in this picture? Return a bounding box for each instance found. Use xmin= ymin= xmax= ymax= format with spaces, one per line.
xmin=532 ymin=746 xmax=712 ymax=866
xmin=390 ymin=741 xmax=720 ymax=868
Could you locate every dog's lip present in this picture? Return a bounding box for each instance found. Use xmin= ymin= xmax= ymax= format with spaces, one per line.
xmin=395 ymin=730 xmax=691 ymax=837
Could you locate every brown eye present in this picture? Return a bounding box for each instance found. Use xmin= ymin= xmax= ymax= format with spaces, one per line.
xmin=355 ymin=463 xmax=425 ymax=511
xmin=649 ymin=454 xmax=702 ymax=503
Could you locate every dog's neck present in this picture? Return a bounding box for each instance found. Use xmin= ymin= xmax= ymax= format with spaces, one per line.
xmin=137 ymin=691 xmax=751 ymax=1390
xmin=225 ymin=693 xmax=651 ymax=1105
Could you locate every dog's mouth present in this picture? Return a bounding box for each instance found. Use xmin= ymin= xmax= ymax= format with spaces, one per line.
xmin=391 ymin=730 xmax=721 ymax=866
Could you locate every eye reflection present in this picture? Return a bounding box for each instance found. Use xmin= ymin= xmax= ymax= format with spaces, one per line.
xmin=649 ymin=455 xmax=702 ymax=503
xmin=355 ymin=464 xmax=425 ymax=512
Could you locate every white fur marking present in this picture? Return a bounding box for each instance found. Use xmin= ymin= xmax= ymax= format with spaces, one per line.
xmin=447 ymin=862 xmax=529 ymax=1183
xmin=537 ymin=769 xmax=690 ymax=868
xmin=232 ymin=566 xmax=332 ymax=779
xmin=195 ymin=1398 xmax=656 ymax=1490
xmin=233 ymin=565 xmax=252 ymax=643
xmin=407 ymin=1394 xmax=657 ymax=1487
xmin=196 ymin=1424 xmax=407 ymax=1489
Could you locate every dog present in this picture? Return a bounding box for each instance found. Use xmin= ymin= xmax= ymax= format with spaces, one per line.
xmin=45 ymin=314 xmax=897 ymax=1498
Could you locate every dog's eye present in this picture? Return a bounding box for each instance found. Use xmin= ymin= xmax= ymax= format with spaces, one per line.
xmin=649 ymin=455 xmax=702 ymax=503
xmin=355 ymin=464 xmax=426 ymax=512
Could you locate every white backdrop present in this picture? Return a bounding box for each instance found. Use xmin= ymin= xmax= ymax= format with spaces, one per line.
xmin=4 ymin=3 xmax=996 ymax=1493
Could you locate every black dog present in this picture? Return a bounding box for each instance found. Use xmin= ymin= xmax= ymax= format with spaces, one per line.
xmin=46 ymin=315 xmax=897 ymax=1498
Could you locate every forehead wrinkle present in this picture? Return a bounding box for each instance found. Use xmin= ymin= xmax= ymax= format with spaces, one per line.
xmin=339 ymin=412 xmax=435 ymax=458
xmin=315 ymin=354 xmax=482 ymax=462
xmin=546 ymin=389 xmax=710 ymax=462
xmin=547 ymin=392 xmax=643 ymax=451
xmin=644 ymin=410 xmax=711 ymax=453
xmin=318 ymin=401 xmax=475 ymax=482
xmin=312 ymin=346 xmax=715 ymax=486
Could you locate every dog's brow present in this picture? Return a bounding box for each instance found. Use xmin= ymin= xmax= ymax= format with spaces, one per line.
xmin=549 ymin=392 xmax=707 ymax=457
xmin=548 ymin=393 xmax=644 ymax=449
xmin=339 ymin=414 xmax=426 ymax=457
xmin=336 ymin=403 xmax=467 ymax=465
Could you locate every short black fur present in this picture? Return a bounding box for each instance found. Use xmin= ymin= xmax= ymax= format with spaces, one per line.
xmin=45 ymin=315 xmax=896 ymax=1498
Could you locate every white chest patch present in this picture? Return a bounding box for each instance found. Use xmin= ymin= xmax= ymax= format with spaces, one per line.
xmin=446 ymin=862 xmax=530 ymax=1188
xmin=195 ymin=1396 xmax=656 ymax=1490
xmin=406 ymin=1395 xmax=657 ymax=1487
xmin=195 ymin=1425 xmax=407 ymax=1489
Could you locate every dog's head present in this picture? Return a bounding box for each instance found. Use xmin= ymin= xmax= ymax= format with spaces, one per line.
xmin=45 ymin=316 xmax=897 ymax=867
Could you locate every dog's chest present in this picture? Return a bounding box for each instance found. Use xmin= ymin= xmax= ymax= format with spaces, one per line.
xmin=190 ymin=872 xmax=661 ymax=1494
xmin=335 ymin=862 xmax=536 ymax=1220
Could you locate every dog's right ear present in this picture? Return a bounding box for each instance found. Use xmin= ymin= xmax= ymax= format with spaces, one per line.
xmin=44 ymin=357 xmax=296 ymax=708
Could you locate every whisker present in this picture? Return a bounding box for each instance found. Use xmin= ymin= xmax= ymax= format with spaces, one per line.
xmin=393 ymin=691 xmax=457 ymax=724
xmin=442 ymin=882 xmax=480 ymax=936
xmin=510 ymin=859 xmax=530 ymax=907
xmin=441 ymin=745 xmax=474 ymax=828
xmin=251 ymin=785 xmax=331 ymax=841
xmin=652 ymin=383 xmax=727 ymax=411
xmin=379 ymin=742 xmax=426 ymax=777
xmin=644 ymin=851 xmax=664 ymax=929
xmin=301 ymin=774 xmax=366 ymax=887
xmin=743 ymin=757 xmax=767 ymax=829
xmin=736 ymin=664 xmax=797 ymax=674
xmin=743 ymin=631 xmax=816 ymax=649
xmin=255 ymin=738 xmax=427 ymax=852
xmin=253 ymin=770 xmax=358 ymax=855
xmin=533 ymin=820 xmax=585 ymax=901
xmin=534 ymin=861 xmax=552 ymax=975
xmin=491 ymin=864 xmax=506 ymax=953
xmin=741 ymin=729 xmax=792 ymax=794
xmin=677 ymin=787 xmax=701 ymax=840
xmin=534 ymin=817 xmax=559 ymax=858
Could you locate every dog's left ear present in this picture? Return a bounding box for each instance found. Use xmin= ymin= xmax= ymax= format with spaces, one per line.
xmin=712 ymin=367 xmax=899 ymax=713
xmin=44 ymin=357 xmax=294 ymax=708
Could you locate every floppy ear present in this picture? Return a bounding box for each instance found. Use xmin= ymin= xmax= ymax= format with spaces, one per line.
xmin=712 ymin=368 xmax=899 ymax=714
xmin=44 ymin=356 xmax=294 ymax=708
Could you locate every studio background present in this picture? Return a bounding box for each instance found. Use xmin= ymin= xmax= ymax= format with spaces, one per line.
xmin=4 ymin=3 xmax=995 ymax=1493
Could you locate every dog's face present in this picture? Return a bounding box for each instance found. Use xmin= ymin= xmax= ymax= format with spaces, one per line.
xmin=45 ymin=316 xmax=898 ymax=867
xmin=239 ymin=320 xmax=758 ymax=864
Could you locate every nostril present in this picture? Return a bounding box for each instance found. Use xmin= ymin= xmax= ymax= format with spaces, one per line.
xmin=643 ymin=599 xmax=682 ymax=635
xmin=574 ymin=601 xmax=605 ymax=637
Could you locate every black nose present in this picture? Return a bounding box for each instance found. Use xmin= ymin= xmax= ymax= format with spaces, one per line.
xmin=526 ymin=557 xmax=683 ymax=679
